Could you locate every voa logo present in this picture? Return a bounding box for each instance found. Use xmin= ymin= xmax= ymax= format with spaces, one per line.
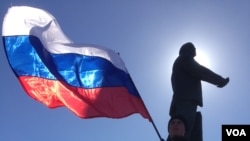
xmin=226 ymin=129 xmax=246 ymax=136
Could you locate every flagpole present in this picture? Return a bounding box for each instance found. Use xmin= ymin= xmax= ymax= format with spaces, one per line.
xmin=128 ymin=74 xmax=163 ymax=141
xmin=144 ymin=103 xmax=163 ymax=141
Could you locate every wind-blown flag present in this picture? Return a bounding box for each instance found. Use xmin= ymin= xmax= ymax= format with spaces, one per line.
xmin=2 ymin=6 xmax=151 ymax=120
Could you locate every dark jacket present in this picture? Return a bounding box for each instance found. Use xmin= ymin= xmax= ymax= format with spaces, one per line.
xmin=171 ymin=43 xmax=226 ymax=106
xmin=171 ymin=137 xmax=187 ymax=141
xmin=166 ymin=136 xmax=187 ymax=141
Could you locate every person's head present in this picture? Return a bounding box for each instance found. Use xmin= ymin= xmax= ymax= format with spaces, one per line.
xmin=168 ymin=115 xmax=187 ymax=138
xmin=179 ymin=42 xmax=196 ymax=57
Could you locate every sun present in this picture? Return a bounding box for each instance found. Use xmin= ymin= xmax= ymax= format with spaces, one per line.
xmin=195 ymin=49 xmax=211 ymax=68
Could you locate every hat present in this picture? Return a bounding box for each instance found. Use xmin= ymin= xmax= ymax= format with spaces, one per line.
xmin=168 ymin=115 xmax=188 ymax=132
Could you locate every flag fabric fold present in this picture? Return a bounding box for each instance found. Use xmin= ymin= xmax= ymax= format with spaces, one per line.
xmin=2 ymin=6 xmax=151 ymax=120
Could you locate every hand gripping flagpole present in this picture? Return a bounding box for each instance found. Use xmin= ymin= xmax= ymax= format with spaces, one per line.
xmin=128 ymin=74 xmax=163 ymax=141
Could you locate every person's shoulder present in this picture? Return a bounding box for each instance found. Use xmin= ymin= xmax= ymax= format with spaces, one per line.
xmin=171 ymin=136 xmax=187 ymax=141
xmin=176 ymin=56 xmax=196 ymax=66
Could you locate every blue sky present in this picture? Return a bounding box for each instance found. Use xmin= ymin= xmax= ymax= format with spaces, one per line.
xmin=1 ymin=1 xmax=250 ymax=141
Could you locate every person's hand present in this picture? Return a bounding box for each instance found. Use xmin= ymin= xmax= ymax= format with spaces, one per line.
xmin=217 ymin=77 xmax=229 ymax=88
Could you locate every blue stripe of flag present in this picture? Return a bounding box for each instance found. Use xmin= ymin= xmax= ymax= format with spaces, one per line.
xmin=3 ymin=35 xmax=140 ymax=97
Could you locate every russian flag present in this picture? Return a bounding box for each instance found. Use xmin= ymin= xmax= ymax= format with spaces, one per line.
xmin=2 ymin=6 xmax=151 ymax=120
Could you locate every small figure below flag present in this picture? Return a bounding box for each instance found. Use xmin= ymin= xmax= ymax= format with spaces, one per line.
xmin=2 ymin=6 xmax=151 ymax=121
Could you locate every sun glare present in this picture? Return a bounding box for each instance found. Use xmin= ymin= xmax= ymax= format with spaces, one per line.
xmin=195 ymin=49 xmax=211 ymax=68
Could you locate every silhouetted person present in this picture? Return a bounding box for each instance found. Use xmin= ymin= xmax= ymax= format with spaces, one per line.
xmin=169 ymin=42 xmax=229 ymax=141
